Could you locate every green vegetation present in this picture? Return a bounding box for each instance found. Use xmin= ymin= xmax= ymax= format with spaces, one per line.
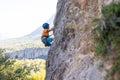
xmin=0 ymin=34 xmax=47 ymax=80
xmin=93 ymin=2 xmax=120 ymax=80
xmin=0 ymin=49 xmax=46 ymax=80
xmin=14 ymin=59 xmax=46 ymax=80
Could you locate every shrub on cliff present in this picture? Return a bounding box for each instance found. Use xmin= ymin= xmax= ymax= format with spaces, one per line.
xmin=93 ymin=2 xmax=120 ymax=80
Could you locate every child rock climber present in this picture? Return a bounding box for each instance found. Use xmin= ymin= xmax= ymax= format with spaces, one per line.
xmin=41 ymin=23 xmax=53 ymax=47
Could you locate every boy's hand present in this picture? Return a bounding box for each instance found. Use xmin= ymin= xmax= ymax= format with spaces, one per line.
xmin=48 ymin=27 xmax=54 ymax=32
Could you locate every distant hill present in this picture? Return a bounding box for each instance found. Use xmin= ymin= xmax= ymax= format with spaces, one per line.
xmin=0 ymin=15 xmax=55 ymax=59
xmin=0 ymin=15 xmax=55 ymax=50
xmin=7 ymin=48 xmax=49 ymax=59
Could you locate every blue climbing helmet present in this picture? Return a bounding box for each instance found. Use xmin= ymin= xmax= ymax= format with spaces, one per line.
xmin=42 ymin=23 xmax=49 ymax=29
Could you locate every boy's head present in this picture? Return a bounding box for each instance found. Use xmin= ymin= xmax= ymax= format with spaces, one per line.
xmin=42 ymin=23 xmax=49 ymax=29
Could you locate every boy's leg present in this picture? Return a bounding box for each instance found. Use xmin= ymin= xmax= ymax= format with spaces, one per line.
xmin=42 ymin=37 xmax=53 ymax=47
xmin=46 ymin=37 xmax=52 ymax=46
xmin=42 ymin=38 xmax=48 ymax=46
xmin=45 ymin=42 xmax=49 ymax=46
xmin=47 ymin=37 xmax=52 ymax=42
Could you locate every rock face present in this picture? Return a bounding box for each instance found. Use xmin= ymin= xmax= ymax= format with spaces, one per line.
xmin=7 ymin=48 xmax=49 ymax=59
xmin=46 ymin=0 xmax=120 ymax=80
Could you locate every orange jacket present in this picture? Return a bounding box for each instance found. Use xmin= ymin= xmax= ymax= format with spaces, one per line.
xmin=41 ymin=29 xmax=49 ymax=38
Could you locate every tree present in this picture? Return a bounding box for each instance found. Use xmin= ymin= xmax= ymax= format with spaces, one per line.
xmin=0 ymin=49 xmax=28 ymax=80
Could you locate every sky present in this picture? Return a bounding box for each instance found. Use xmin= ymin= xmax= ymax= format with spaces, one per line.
xmin=0 ymin=0 xmax=57 ymax=40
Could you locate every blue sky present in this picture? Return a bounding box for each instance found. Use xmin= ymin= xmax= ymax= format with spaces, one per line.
xmin=0 ymin=0 xmax=57 ymax=40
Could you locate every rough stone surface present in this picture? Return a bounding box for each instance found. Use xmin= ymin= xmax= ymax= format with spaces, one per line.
xmin=46 ymin=0 xmax=120 ymax=80
xmin=7 ymin=48 xmax=49 ymax=59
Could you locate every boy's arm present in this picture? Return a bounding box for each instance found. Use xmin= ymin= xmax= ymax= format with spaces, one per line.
xmin=48 ymin=27 xmax=54 ymax=32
